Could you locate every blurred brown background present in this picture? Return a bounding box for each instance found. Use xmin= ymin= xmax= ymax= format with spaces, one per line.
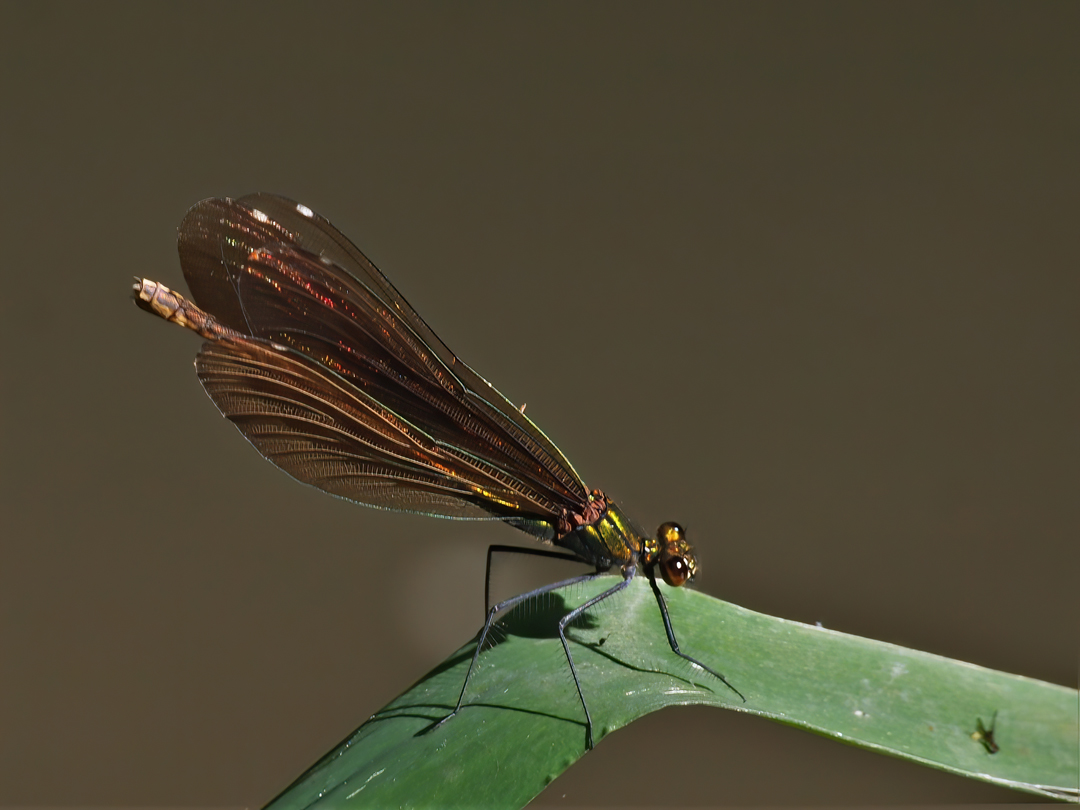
xmin=1 ymin=2 xmax=1076 ymax=806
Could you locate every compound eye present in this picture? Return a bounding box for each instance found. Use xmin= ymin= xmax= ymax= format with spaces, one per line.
xmin=661 ymin=554 xmax=691 ymax=587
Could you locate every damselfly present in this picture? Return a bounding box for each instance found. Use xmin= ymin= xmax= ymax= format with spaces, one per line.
xmin=133 ymin=193 xmax=744 ymax=748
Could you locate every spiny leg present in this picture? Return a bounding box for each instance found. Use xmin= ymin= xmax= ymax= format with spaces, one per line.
xmin=556 ymin=570 xmax=635 ymax=749
xmin=434 ymin=570 xmax=604 ymax=732
xmin=484 ymin=544 xmax=585 ymax=613
xmin=645 ymin=566 xmax=745 ymax=702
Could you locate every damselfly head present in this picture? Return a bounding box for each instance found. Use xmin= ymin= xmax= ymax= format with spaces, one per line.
xmin=656 ymin=521 xmax=698 ymax=587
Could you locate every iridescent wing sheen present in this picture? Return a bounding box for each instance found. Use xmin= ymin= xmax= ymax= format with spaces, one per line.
xmin=195 ymin=337 xmax=552 ymax=522
xmin=177 ymin=195 xmax=590 ymax=529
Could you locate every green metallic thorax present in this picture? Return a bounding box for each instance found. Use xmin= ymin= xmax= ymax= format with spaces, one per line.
xmin=555 ymin=502 xmax=646 ymax=571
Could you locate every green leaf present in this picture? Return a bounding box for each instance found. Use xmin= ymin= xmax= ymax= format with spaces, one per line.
xmin=265 ymin=577 xmax=1079 ymax=808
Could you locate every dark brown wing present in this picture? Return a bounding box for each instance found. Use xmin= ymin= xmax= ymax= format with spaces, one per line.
xmin=196 ymin=337 xmax=554 ymax=525
xmin=177 ymin=195 xmax=590 ymax=533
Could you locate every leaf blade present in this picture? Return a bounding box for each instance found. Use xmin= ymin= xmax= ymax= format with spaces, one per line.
xmin=265 ymin=577 xmax=1079 ymax=808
